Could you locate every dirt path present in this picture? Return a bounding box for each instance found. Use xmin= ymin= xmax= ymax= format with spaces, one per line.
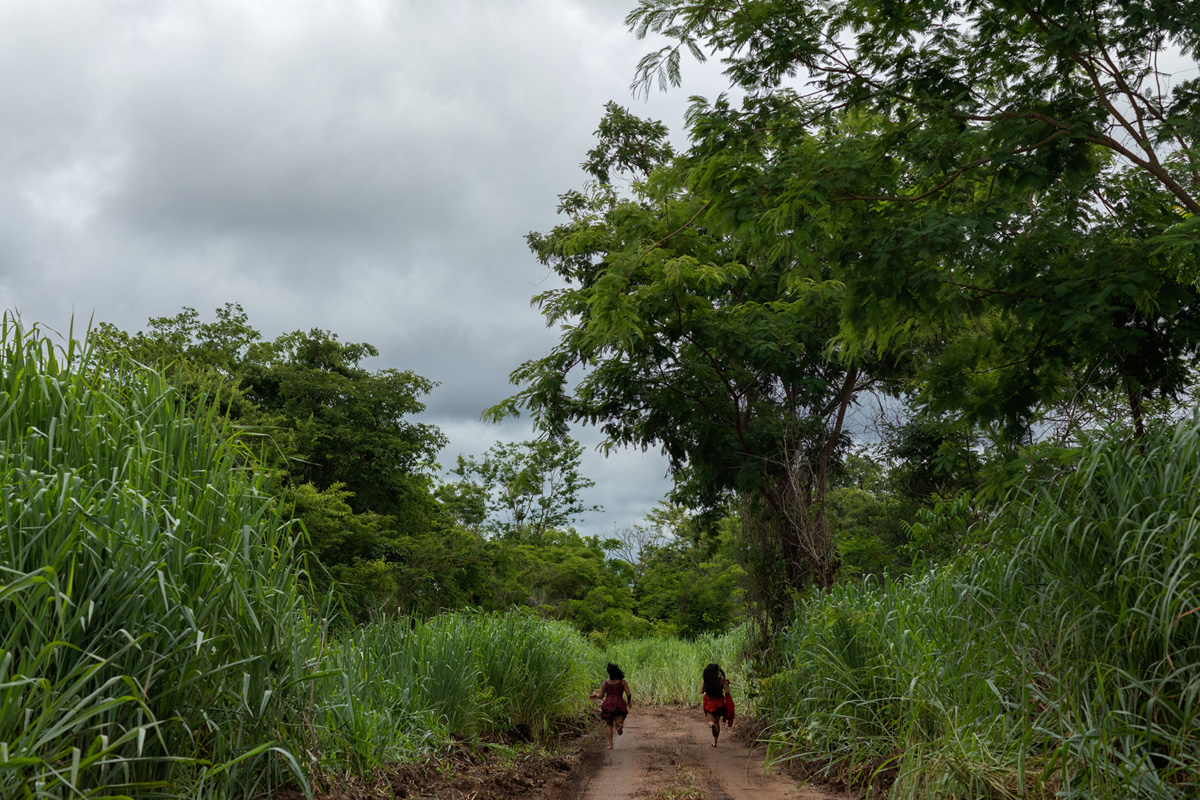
xmin=573 ymin=706 xmax=842 ymax=800
xmin=274 ymin=706 xmax=849 ymax=800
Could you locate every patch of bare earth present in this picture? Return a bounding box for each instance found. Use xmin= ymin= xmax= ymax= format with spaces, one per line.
xmin=574 ymin=706 xmax=843 ymax=800
xmin=271 ymin=726 xmax=588 ymax=800
xmin=273 ymin=706 xmax=848 ymax=800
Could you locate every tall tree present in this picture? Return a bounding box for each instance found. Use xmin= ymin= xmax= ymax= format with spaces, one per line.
xmin=94 ymin=305 xmax=469 ymax=620
xmin=100 ymin=305 xmax=447 ymax=519
xmin=491 ymin=105 xmax=893 ymax=617
xmin=626 ymin=0 xmax=1200 ymax=440
xmin=237 ymin=326 xmax=446 ymax=521
xmin=443 ymin=436 xmax=602 ymax=539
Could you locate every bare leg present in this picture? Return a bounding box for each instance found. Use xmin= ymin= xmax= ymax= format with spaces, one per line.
xmin=704 ymin=711 xmax=720 ymax=746
xmin=616 ymin=714 xmax=624 ymax=735
xmin=605 ymin=721 xmax=614 ymax=749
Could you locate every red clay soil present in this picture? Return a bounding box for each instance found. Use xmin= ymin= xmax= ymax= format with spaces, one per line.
xmin=274 ymin=706 xmax=849 ymax=800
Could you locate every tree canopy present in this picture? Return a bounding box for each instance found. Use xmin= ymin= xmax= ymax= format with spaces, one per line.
xmin=626 ymin=0 xmax=1200 ymax=440
xmin=491 ymin=104 xmax=903 ymax=616
xmin=94 ymin=305 xmax=466 ymax=619
xmin=442 ymin=437 xmax=601 ymax=539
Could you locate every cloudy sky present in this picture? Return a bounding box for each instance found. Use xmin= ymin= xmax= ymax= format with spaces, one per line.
xmin=0 ymin=0 xmax=739 ymax=535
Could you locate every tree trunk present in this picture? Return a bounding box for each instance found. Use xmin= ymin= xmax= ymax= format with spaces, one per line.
xmin=1127 ymin=380 xmax=1145 ymax=441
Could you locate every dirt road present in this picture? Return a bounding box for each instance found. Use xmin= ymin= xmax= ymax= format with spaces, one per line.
xmin=572 ymin=706 xmax=841 ymax=800
xmin=276 ymin=705 xmax=848 ymax=800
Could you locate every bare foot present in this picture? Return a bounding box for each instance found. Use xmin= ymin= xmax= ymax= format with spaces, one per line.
xmin=607 ymin=745 xmax=613 ymax=750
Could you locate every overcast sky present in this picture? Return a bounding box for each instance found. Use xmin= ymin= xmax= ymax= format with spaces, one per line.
xmin=0 ymin=0 xmax=742 ymax=535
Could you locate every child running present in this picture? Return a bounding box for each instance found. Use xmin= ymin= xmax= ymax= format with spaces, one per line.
xmin=598 ymin=663 xmax=632 ymax=750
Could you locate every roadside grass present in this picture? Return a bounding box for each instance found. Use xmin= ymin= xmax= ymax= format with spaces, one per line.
xmin=0 ymin=315 xmax=315 ymax=798
xmin=756 ymin=415 xmax=1200 ymax=799
xmin=600 ymin=628 xmax=748 ymax=706
xmin=0 ymin=316 xmax=599 ymax=798
xmin=313 ymin=610 xmax=594 ymax=776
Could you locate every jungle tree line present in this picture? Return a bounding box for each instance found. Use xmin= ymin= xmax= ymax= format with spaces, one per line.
xmin=491 ymin=0 xmax=1200 ymax=628
xmin=94 ymin=1 xmax=1200 ymax=634
xmin=92 ymin=305 xmax=748 ymax=638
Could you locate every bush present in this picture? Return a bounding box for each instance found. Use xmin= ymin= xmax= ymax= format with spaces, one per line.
xmin=313 ymin=610 xmax=596 ymax=773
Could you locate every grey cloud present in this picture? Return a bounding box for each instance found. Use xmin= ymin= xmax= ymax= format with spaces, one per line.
xmin=0 ymin=0 xmax=729 ymax=534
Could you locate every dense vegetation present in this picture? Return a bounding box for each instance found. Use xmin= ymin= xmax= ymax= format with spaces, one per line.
xmin=4 ymin=2 xmax=1199 ymax=798
xmin=0 ymin=316 xmax=312 ymax=797
xmin=0 ymin=313 xmax=760 ymax=799
xmin=757 ymin=418 xmax=1200 ymax=798
xmin=90 ymin=305 xmax=746 ymax=640
xmin=488 ymin=0 xmax=1200 ymax=796
xmin=0 ymin=317 xmax=601 ymax=798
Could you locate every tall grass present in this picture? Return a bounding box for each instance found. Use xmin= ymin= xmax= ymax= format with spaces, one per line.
xmin=757 ymin=414 xmax=1200 ymax=799
xmin=1001 ymin=418 xmax=1200 ymax=799
xmin=0 ymin=315 xmax=317 ymax=798
xmin=0 ymin=315 xmax=604 ymax=797
xmin=312 ymin=611 xmax=595 ymax=777
xmin=601 ymin=628 xmax=748 ymax=706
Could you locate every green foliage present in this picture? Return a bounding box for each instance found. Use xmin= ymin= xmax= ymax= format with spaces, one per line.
xmin=488 ymin=529 xmax=651 ymax=643
xmin=237 ymin=326 xmax=446 ymax=519
xmin=822 ymin=451 xmax=915 ymax=577
xmin=497 ymin=103 xmax=894 ymax=612
xmin=314 ymin=611 xmax=595 ymax=773
xmin=627 ymin=0 xmax=1200 ymax=441
xmin=95 ymin=305 xmax=463 ymax=622
xmin=999 ymin=415 xmax=1200 ymax=798
xmin=443 ymin=437 xmax=600 ymax=539
xmin=584 ymin=100 xmax=674 ymax=185
xmin=96 ymin=303 xmax=449 ymax=515
xmin=600 ymin=627 xmax=748 ymax=706
xmin=636 ymin=539 xmax=741 ymax=637
xmin=0 ymin=315 xmax=316 ymax=798
xmin=632 ymin=508 xmax=745 ymax=637
xmin=629 ymin=0 xmax=1199 ymax=207
xmin=755 ymin=413 xmax=1200 ymax=799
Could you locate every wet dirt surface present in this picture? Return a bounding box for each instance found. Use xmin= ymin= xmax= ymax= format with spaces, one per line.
xmin=574 ymin=706 xmax=841 ymax=800
xmin=275 ymin=706 xmax=847 ymax=800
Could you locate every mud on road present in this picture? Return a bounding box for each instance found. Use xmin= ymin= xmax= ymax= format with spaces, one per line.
xmin=571 ymin=706 xmax=841 ymax=800
xmin=281 ymin=705 xmax=846 ymax=800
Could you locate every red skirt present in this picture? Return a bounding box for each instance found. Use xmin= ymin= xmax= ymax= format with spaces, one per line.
xmin=600 ymin=695 xmax=628 ymax=721
xmin=703 ymin=694 xmax=735 ymax=722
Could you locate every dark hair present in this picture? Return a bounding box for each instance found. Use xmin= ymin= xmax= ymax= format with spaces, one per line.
xmin=606 ymin=662 xmax=624 ymax=681
xmin=702 ymin=663 xmax=725 ymax=698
